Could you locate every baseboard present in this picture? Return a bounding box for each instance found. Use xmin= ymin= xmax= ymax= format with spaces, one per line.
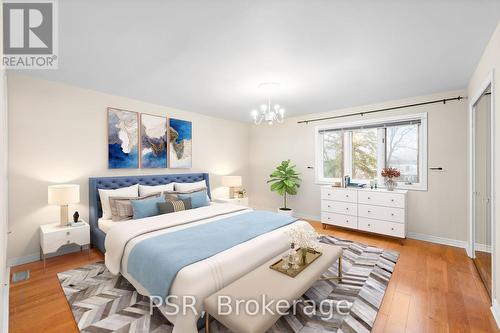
xmin=250 ymin=205 xmax=321 ymax=222
xmin=2 ymin=266 xmax=9 ymax=333
xmin=491 ymin=299 xmax=500 ymax=329
xmin=7 ymin=252 xmax=40 ymax=267
xmin=7 ymin=244 xmax=83 ymax=267
xmin=252 ymin=205 xmax=468 ymax=249
xmin=475 ymin=242 xmax=492 ymax=253
xmin=292 ymin=212 xmax=321 ymax=222
xmin=407 ymin=232 xmax=468 ymax=249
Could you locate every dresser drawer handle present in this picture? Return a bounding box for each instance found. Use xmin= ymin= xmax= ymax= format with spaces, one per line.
xmin=391 ymin=199 xmax=395 ymax=202
xmin=327 ymin=193 xmax=331 ymax=196
xmin=345 ymin=195 xmax=349 ymax=198
xmin=367 ymin=224 xmax=371 ymax=227
xmin=345 ymin=220 xmax=349 ymax=223
xmin=391 ymin=227 xmax=395 ymax=231
xmin=367 ymin=197 xmax=371 ymax=199
xmin=367 ymin=210 xmax=371 ymax=213
xmin=66 ymin=231 xmax=70 ymax=236
xmin=346 ymin=207 xmax=349 ymax=210
xmin=66 ymin=240 xmax=70 ymax=244
xmin=328 ymin=217 xmax=331 ymax=220
xmin=328 ymin=205 xmax=331 ymax=208
xmin=391 ymin=213 xmax=395 ymax=216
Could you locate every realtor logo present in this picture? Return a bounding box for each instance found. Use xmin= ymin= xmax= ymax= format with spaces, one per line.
xmin=2 ymin=0 xmax=58 ymax=69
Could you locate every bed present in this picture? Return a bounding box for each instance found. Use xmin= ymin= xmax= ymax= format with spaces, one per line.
xmin=89 ymin=173 xmax=313 ymax=333
xmin=88 ymin=173 xmax=211 ymax=253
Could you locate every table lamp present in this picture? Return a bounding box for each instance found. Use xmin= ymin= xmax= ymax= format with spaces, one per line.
xmin=221 ymin=176 xmax=242 ymax=199
xmin=48 ymin=184 xmax=80 ymax=226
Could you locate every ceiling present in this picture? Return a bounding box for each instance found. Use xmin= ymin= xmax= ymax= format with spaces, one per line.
xmin=23 ymin=0 xmax=500 ymax=122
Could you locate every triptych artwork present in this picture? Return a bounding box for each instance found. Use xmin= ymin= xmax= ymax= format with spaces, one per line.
xmin=107 ymin=107 xmax=192 ymax=169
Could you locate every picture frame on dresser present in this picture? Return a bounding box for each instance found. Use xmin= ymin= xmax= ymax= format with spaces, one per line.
xmin=321 ymin=186 xmax=407 ymax=239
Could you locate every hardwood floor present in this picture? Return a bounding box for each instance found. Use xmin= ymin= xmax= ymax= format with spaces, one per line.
xmin=8 ymin=224 xmax=499 ymax=333
xmin=9 ymin=249 xmax=104 ymax=333
xmin=474 ymin=250 xmax=492 ymax=297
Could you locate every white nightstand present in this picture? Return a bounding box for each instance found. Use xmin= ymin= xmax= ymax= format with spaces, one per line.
xmin=214 ymin=197 xmax=249 ymax=207
xmin=39 ymin=221 xmax=90 ymax=269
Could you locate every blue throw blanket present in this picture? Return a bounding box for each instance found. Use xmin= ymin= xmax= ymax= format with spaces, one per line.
xmin=127 ymin=211 xmax=297 ymax=298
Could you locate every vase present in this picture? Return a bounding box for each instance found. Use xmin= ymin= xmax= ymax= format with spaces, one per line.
xmin=299 ymin=248 xmax=308 ymax=266
xmin=385 ymin=178 xmax=396 ymax=191
xmin=277 ymin=208 xmax=294 ymax=216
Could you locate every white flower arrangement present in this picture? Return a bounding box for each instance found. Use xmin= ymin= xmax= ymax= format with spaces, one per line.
xmin=285 ymin=225 xmax=322 ymax=252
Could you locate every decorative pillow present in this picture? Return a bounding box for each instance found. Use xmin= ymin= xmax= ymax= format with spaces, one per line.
xmin=98 ymin=184 xmax=139 ymax=219
xmin=178 ymin=189 xmax=209 ymax=209
xmin=109 ymin=192 xmax=161 ymax=221
xmin=162 ymin=192 xmax=181 ymax=202
xmin=157 ymin=198 xmax=192 ymax=214
xmin=174 ymin=180 xmax=207 ymax=193
xmin=131 ymin=195 xmax=165 ymax=220
xmin=139 ymin=183 xmax=174 ymax=196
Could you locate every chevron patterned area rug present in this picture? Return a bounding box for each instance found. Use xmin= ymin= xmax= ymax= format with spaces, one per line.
xmin=57 ymin=235 xmax=399 ymax=333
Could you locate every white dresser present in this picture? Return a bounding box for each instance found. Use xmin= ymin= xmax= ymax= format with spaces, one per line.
xmin=321 ymin=186 xmax=407 ymax=238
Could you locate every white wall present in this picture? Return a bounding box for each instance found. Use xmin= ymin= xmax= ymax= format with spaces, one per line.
xmin=249 ymin=90 xmax=468 ymax=243
xmin=468 ymin=21 xmax=500 ymax=315
xmin=1 ymin=72 xmax=9 ymax=333
xmin=6 ymin=74 xmax=250 ymax=263
xmin=0 ymin=1 xmax=10 ymax=330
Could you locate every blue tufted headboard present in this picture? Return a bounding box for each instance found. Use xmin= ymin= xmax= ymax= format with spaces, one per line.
xmin=88 ymin=173 xmax=210 ymax=253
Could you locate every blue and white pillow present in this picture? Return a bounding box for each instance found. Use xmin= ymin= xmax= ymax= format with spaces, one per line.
xmin=131 ymin=195 xmax=165 ymax=219
xmin=178 ymin=189 xmax=210 ymax=209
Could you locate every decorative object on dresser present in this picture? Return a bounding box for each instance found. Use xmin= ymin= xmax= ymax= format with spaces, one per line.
xmin=48 ymin=184 xmax=80 ymax=226
xmin=214 ymin=197 xmax=249 ymax=207
xmin=168 ymin=118 xmax=192 ymax=168
xmin=221 ymin=175 xmax=243 ymax=199
xmin=39 ymin=221 xmax=90 ymax=269
xmin=381 ymin=167 xmax=401 ymax=191
xmin=267 ymin=160 xmax=301 ymax=216
xmin=108 ymin=107 xmax=139 ymax=169
xmin=140 ymin=113 xmax=168 ymax=168
xmin=73 ymin=211 xmax=79 ymax=222
xmin=321 ymin=186 xmax=407 ymax=238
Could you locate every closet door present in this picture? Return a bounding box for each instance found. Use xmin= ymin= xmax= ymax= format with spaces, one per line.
xmin=473 ymin=88 xmax=492 ymax=297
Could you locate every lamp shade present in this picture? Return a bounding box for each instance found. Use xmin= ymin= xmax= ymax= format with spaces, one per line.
xmin=221 ymin=176 xmax=242 ymax=187
xmin=48 ymin=184 xmax=80 ymax=205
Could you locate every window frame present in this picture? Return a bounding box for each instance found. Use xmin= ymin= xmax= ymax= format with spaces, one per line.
xmin=315 ymin=113 xmax=428 ymax=191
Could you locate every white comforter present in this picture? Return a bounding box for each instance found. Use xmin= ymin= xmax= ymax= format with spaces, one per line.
xmin=104 ymin=203 xmax=313 ymax=333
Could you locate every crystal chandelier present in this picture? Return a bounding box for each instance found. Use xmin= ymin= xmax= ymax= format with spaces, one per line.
xmin=251 ymin=82 xmax=285 ymax=125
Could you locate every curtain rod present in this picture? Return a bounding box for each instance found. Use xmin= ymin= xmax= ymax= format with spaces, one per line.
xmin=297 ymin=96 xmax=466 ymax=124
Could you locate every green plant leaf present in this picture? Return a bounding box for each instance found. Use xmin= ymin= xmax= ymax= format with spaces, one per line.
xmin=267 ymin=159 xmax=302 ymax=198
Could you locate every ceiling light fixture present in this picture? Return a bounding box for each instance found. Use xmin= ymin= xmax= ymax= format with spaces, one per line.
xmin=251 ymin=82 xmax=285 ymax=125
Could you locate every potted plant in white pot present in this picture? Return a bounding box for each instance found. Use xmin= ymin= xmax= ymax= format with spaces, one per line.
xmin=267 ymin=160 xmax=301 ymax=216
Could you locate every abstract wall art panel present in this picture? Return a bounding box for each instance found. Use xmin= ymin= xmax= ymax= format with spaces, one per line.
xmin=140 ymin=114 xmax=167 ymax=168
xmin=107 ymin=108 xmax=139 ymax=169
xmin=168 ymin=118 xmax=192 ymax=168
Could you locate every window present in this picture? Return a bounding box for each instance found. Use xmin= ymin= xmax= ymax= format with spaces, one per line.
xmin=386 ymin=124 xmax=419 ymax=184
xmin=351 ymin=128 xmax=378 ymax=180
xmin=322 ymin=131 xmax=343 ymax=179
xmin=315 ymin=113 xmax=427 ymax=190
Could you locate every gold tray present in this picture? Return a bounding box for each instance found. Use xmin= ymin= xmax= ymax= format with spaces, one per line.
xmin=270 ymin=248 xmax=322 ymax=278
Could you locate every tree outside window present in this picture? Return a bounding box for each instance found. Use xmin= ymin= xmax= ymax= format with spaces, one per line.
xmin=386 ymin=125 xmax=419 ymax=183
xmin=322 ymin=132 xmax=343 ymax=179
xmin=352 ymin=128 xmax=378 ymax=180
